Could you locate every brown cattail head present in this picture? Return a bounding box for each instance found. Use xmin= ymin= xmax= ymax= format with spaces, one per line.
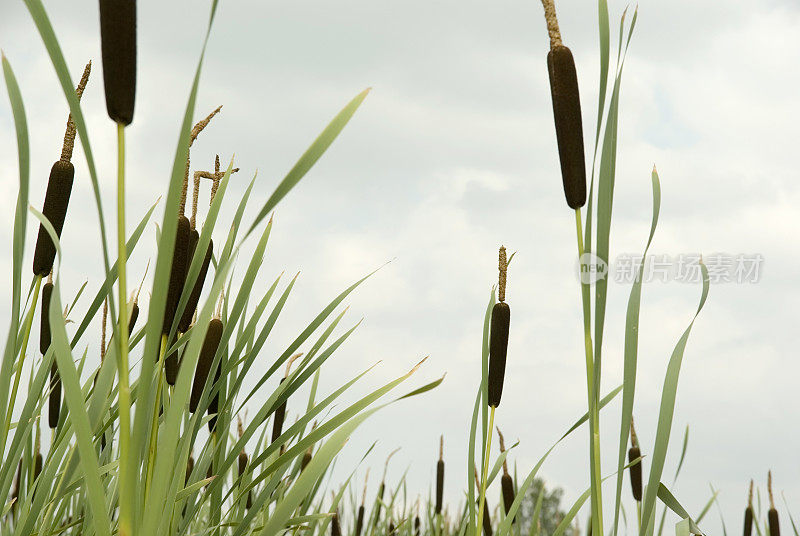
xmin=481 ymin=497 xmax=493 ymax=536
xmin=628 ymin=446 xmax=642 ymax=502
xmin=501 ymin=474 xmax=515 ymax=522
xmin=163 ymin=215 xmax=191 ymax=334
xmin=546 ymin=42 xmax=586 ymax=209
xmin=207 ymin=355 xmax=223 ymax=433
xmin=488 ymin=302 xmax=510 ymax=408
xmin=185 ymin=454 xmax=194 ymax=486
xmin=238 ymin=450 xmax=248 ymax=478
xmin=414 ymin=515 xmax=420 ymax=536
xmin=373 ymin=482 xmax=386 ymax=527
xmin=387 ymin=521 xmax=395 ymax=536
xmin=189 ymin=318 xmax=223 ymax=412
xmin=33 ymin=161 xmax=75 ymax=276
xmin=164 ymin=333 xmax=180 ymax=386
xmin=129 ymin=301 xmax=139 ymax=336
xmin=356 ymin=506 xmax=365 ymax=536
xmin=272 ymin=378 xmax=288 ymax=444
xmin=436 ymin=460 xmax=444 ymax=515
xmin=178 ymin=232 xmax=213 ymax=332
xmin=332 ymin=513 xmax=342 ymax=536
xmin=40 ymin=282 xmax=54 ymax=355
xmin=49 ymin=362 xmax=61 ymax=429
xmin=33 ymin=453 xmax=43 ymax=483
xmin=301 ymin=449 xmax=312 ymax=471
xmin=99 ymin=0 xmax=136 ymax=125
xmin=768 ymin=471 xmax=780 ymax=536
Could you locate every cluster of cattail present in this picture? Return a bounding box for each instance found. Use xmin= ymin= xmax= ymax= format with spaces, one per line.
xmin=628 ymin=420 xmax=642 ymax=502
xmin=540 ymin=0 xmax=586 ymax=209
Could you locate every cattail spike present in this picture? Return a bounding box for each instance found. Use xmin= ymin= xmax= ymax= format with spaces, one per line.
xmin=60 ymin=61 xmax=92 ymax=162
xmin=540 ymin=0 xmax=563 ymax=49
xmin=498 ymin=247 xmax=507 ymax=302
xmin=768 ymin=471 xmax=780 ymax=536
xmin=189 ymin=318 xmax=224 ymax=413
xmin=488 ymin=249 xmax=511 ymax=407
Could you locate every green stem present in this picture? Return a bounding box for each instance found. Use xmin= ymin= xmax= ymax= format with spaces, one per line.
xmin=575 ymin=208 xmax=603 ymax=536
xmin=4 ymin=275 xmax=42 ymax=437
xmin=145 ymin=334 xmax=168 ymax=501
xmin=116 ymin=122 xmax=133 ymax=536
xmin=476 ymin=406 xmax=496 ymax=536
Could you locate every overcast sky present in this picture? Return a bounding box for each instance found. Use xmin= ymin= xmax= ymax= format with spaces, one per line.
xmin=2 ymin=0 xmax=800 ymax=533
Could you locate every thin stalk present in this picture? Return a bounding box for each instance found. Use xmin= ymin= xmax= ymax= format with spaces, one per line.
xmin=476 ymin=406 xmax=496 ymax=536
xmin=575 ymin=208 xmax=603 ymax=536
xmin=636 ymin=501 xmax=641 ymax=534
xmin=116 ymin=122 xmax=133 ymax=536
xmin=4 ymin=275 xmax=42 ymax=436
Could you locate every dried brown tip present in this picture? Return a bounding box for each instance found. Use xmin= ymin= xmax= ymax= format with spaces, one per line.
xmin=768 ymin=471 xmax=775 ymax=508
xmin=362 ymin=468 xmax=370 ymax=505
xmin=630 ymin=419 xmax=639 ymax=448
xmin=439 ymin=435 xmax=444 ymax=461
xmin=135 ymin=259 xmax=150 ymax=303
xmin=498 ymin=247 xmax=508 ymax=303
xmin=285 ymin=352 xmax=304 ymax=378
xmin=237 ymin=416 xmax=244 ymax=438
xmin=749 ymin=479 xmax=754 ymax=507
xmin=191 ymin=170 xmax=201 ymax=229
xmin=190 ymin=105 xmax=222 ymax=146
xmin=496 ymin=427 xmax=509 ymax=475
xmin=540 ymin=0 xmax=563 ymax=49
xmin=60 ymin=61 xmax=92 ymax=162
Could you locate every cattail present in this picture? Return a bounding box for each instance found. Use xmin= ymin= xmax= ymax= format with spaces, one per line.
xmin=33 ymin=453 xmax=42 ymax=483
xmin=41 ymin=282 xmax=61 ymax=429
xmin=164 ymin=333 xmax=180 ymax=386
xmin=129 ymin=301 xmax=139 ymax=336
xmin=272 ymin=353 xmax=302 ymax=443
xmin=98 ymin=0 xmax=136 ymax=125
xmin=189 ymin=317 xmax=223 ymax=412
xmin=237 ymin=450 xmax=252 ymax=509
xmin=207 ymin=360 xmax=222 ymax=433
xmin=301 ymin=448 xmax=312 ymax=471
xmin=387 ymin=521 xmax=395 ymax=536
xmin=356 ymin=506 xmax=365 ymax=536
xmin=33 ymin=162 xmax=74 ymax=276
xmin=186 ymin=454 xmax=194 ymax=486
xmin=436 ymin=435 xmax=444 ymax=515
xmin=178 ymin=231 xmax=213 ymax=332
xmin=205 ymin=465 xmax=213 ymax=489
xmin=414 ymin=516 xmax=420 ymax=536
xmin=373 ymin=482 xmax=385 ymax=528
xmin=163 ymin=215 xmax=191 ymax=335
xmin=332 ymin=513 xmax=342 ymax=536
xmin=768 ymin=471 xmax=780 ymax=536
xmin=488 ymin=247 xmax=510 ymax=408
xmin=743 ymin=480 xmax=754 ymax=536
xmin=540 ymin=0 xmax=586 ymax=209
xmin=497 ymin=428 xmax=515 ymax=522
xmin=32 ymin=62 xmax=91 ymax=277
xmin=628 ymin=421 xmax=642 ymax=502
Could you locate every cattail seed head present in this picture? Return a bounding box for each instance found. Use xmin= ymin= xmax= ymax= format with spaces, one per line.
xmin=190 ymin=317 xmax=223 ymax=412
xmin=481 ymin=498 xmax=493 ymax=536
xmin=488 ymin=301 xmax=510 ymax=408
xmin=436 ymin=435 xmax=444 ymax=515
xmin=414 ymin=515 xmax=420 ymax=536
xmin=272 ymin=378 xmax=287 ymax=444
xmin=163 ymin=215 xmax=191 ymax=334
xmin=628 ymin=446 xmax=642 ymax=502
xmin=40 ymin=282 xmax=53 ymax=355
xmin=178 ymin=233 xmax=213 ymax=332
xmin=49 ymin=363 xmax=61 ymax=429
xmin=356 ymin=506 xmax=365 ymax=536
xmin=545 ymin=42 xmax=586 ymax=209
xmin=99 ymin=0 xmax=136 ymax=125
xmin=165 ymin=334 xmax=180 ymax=386
xmin=185 ymin=455 xmax=194 ymax=486
xmin=33 ymin=453 xmax=43 ymax=483
xmin=33 ymin=161 xmax=75 ymax=276
xmin=128 ymin=301 xmax=139 ymax=336
xmin=332 ymin=513 xmax=342 ymax=536
xmin=301 ymin=448 xmax=312 ymax=471
xmin=501 ymin=474 xmax=515 ymax=521
xmin=238 ymin=450 xmax=248 ymax=478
